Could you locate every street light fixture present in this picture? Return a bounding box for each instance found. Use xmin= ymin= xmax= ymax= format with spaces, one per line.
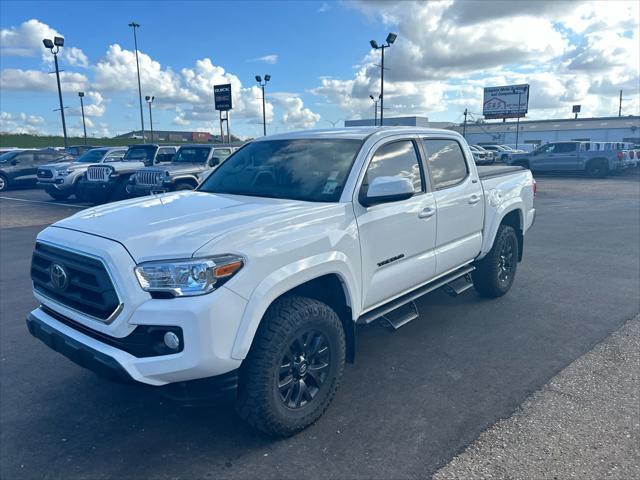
xmin=78 ymin=92 xmax=87 ymax=145
xmin=369 ymin=32 xmax=397 ymax=126
xmin=256 ymin=74 xmax=271 ymax=136
xmin=145 ymin=96 xmax=155 ymax=142
xmin=43 ymin=36 xmax=68 ymax=150
xmin=369 ymin=94 xmax=381 ymax=126
xmin=128 ymin=21 xmax=145 ymax=143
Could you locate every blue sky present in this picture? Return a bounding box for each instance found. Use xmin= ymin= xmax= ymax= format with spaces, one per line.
xmin=1 ymin=0 xmax=639 ymax=139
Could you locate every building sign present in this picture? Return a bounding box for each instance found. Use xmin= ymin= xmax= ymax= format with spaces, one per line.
xmin=483 ymin=84 xmax=529 ymax=119
xmin=214 ymin=84 xmax=232 ymax=111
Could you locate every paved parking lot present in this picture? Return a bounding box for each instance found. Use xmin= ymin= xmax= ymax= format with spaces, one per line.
xmin=1 ymin=170 xmax=639 ymax=479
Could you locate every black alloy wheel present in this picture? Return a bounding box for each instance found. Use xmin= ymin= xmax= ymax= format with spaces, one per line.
xmin=278 ymin=330 xmax=330 ymax=409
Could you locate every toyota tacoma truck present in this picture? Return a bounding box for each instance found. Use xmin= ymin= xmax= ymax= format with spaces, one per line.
xmin=127 ymin=145 xmax=236 ymax=197
xmin=76 ymin=144 xmax=177 ymax=203
xmin=508 ymin=141 xmax=624 ymax=177
xmin=37 ymin=147 xmax=127 ymax=200
xmin=26 ymin=127 xmax=536 ymax=436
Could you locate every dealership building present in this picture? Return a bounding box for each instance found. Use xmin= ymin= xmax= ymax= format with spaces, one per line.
xmin=345 ymin=115 xmax=640 ymax=147
xmin=451 ymin=115 xmax=640 ymax=147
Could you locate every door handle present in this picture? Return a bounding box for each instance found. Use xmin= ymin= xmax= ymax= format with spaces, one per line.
xmin=469 ymin=194 xmax=482 ymax=205
xmin=418 ymin=207 xmax=435 ymax=219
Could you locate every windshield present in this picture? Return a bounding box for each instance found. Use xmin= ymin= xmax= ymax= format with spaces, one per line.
xmin=0 ymin=151 xmax=18 ymax=163
xmin=199 ymin=139 xmax=363 ymax=202
xmin=124 ymin=146 xmax=156 ymax=161
xmin=76 ymin=149 xmax=107 ymax=163
xmin=173 ymin=147 xmax=210 ymax=163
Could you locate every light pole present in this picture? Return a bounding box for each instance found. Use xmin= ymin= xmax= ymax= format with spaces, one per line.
xmin=43 ymin=37 xmax=68 ymax=150
xmin=128 ymin=21 xmax=145 ymax=142
xmin=369 ymin=32 xmax=397 ymax=126
xmin=369 ymin=94 xmax=381 ymax=126
xmin=462 ymin=108 xmax=468 ymax=138
xmin=255 ymin=74 xmax=270 ymax=136
xmin=145 ymin=96 xmax=155 ymax=142
xmin=78 ymin=92 xmax=87 ymax=144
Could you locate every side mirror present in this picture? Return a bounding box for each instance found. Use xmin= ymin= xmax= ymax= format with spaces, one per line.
xmin=361 ymin=176 xmax=414 ymax=207
xmin=208 ymin=157 xmax=221 ymax=167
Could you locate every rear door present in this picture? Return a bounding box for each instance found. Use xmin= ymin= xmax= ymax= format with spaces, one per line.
xmin=422 ymin=138 xmax=483 ymax=275
xmin=354 ymin=137 xmax=437 ymax=311
xmin=550 ymin=142 xmax=580 ymax=170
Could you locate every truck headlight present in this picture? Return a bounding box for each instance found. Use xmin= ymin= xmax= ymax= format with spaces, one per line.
xmin=134 ymin=255 xmax=244 ymax=297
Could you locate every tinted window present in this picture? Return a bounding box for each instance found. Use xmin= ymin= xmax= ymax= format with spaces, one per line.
xmin=173 ymin=147 xmax=210 ymax=163
xmin=124 ymin=146 xmax=157 ymax=161
xmin=555 ymin=143 xmax=577 ymax=153
xmin=104 ymin=150 xmax=125 ymax=162
xmin=538 ymin=144 xmax=555 ymax=154
xmin=214 ymin=148 xmax=232 ymax=159
xmin=363 ymin=140 xmax=423 ymax=194
xmin=422 ymin=139 xmax=468 ymax=189
xmin=200 ymin=139 xmax=362 ymax=202
xmin=76 ymin=149 xmax=107 ymax=163
xmin=35 ymin=153 xmax=60 ymax=164
xmin=14 ymin=152 xmax=35 ymax=163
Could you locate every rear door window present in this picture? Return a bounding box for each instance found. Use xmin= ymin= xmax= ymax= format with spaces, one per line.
xmin=422 ymin=139 xmax=468 ymax=189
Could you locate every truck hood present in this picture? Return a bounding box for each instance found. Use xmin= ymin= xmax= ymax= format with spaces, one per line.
xmin=41 ymin=161 xmax=74 ymax=171
xmin=149 ymin=163 xmax=207 ymax=175
xmin=109 ymin=161 xmax=146 ymax=173
xmin=51 ymin=191 xmax=334 ymax=262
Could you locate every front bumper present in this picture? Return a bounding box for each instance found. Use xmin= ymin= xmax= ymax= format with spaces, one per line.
xmin=27 ymin=313 xmax=239 ymax=401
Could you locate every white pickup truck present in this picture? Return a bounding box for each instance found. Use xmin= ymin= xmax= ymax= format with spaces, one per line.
xmin=27 ymin=127 xmax=536 ymax=436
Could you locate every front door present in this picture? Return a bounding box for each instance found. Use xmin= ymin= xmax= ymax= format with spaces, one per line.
xmin=353 ymin=137 xmax=437 ymax=311
xmin=422 ymin=138 xmax=484 ymax=275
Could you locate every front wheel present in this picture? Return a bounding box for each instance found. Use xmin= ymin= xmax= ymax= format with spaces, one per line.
xmin=0 ymin=174 xmax=8 ymax=192
xmin=473 ymin=225 xmax=519 ymax=298
xmin=46 ymin=188 xmax=70 ymax=201
xmin=236 ymin=296 xmax=346 ymax=437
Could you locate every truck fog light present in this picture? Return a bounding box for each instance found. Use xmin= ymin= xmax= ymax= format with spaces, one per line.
xmin=163 ymin=331 xmax=180 ymax=350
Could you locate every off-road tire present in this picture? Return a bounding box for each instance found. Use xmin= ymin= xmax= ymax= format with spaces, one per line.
xmin=585 ymin=159 xmax=608 ymax=178
xmin=109 ymin=178 xmax=129 ymax=202
xmin=473 ymin=225 xmax=519 ymax=298
xmin=236 ymin=295 xmax=346 ymax=437
xmin=46 ymin=188 xmax=70 ymax=201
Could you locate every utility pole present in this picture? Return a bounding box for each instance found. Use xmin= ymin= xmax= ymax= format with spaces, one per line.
xmin=619 ymin=90 xmax=622 ymax=117
xmin=129 ymin=22 xmax=145 ymax=142
xmin=145 ymin=96 xmax=155 ymax=142
xmin=78 ymin=92 xmax=87 ymax=144
xmin=462 ymin=108 xmax=468 ymax=138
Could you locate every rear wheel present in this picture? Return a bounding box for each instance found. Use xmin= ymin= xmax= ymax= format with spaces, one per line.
xmin=109 ymin=178 xmax=129 ymax=201
xmin=473 ymin=225 xmax=519 ymax=298
xmin=586 ymin=160 xmax=608 ymax=178
xmin=236 ymin=295 xmax=345 ymax=437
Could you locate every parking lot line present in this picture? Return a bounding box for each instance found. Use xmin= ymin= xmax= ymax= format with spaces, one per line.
xmin=0 ymin=196 xmax=86 ymax=208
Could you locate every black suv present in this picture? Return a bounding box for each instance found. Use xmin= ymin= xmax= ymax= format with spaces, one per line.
xmin=0 ymin=149 xmax=71 ymax=192
xmin=76 ymin=144 xmax=177 ymax=203
xmin=128 ymin=145 xmax=235 ymax=197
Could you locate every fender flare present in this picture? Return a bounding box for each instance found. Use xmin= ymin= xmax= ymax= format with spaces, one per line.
xmin=171 ymin=175 xmax=199 ymax=187
xmin=479 ymin=198 xmax=524 ymax=258
xmin=230 ymin=252 xmax=360 ymax=360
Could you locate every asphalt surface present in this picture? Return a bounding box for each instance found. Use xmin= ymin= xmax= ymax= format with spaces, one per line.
xmin=1 ymin=170 xmax=639 ymax=479
xmin=434 ymin=315 xmax=639 ymax=480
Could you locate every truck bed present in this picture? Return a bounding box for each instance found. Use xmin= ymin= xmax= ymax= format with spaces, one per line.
xmin=477 ymin=165 xmax=525 ymax=179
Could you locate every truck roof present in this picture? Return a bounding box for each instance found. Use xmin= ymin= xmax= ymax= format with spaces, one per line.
xmin=253 ymin=126 xmax=462 ymax=142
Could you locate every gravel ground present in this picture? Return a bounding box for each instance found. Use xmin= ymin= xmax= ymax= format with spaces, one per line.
xmin=434 ymin=315 xmax=640 ymax=480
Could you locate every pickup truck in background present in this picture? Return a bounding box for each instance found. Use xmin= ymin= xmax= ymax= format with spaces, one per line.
xmin=26 ymin=127 xmax=535 ymax=436
xmin=37 ymin=147 xmax=127 ymax=200
xmin=508 ymin=141 xmax=625 ymax=177
xmin=76 ymin=144 xmax=177 ymax=203
xmin=127 ymin=145 xmax=236 ymax=197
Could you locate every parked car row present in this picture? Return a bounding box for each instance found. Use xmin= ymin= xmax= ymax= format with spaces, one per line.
xmin=36 ymin=144 xmax=238 ymax=203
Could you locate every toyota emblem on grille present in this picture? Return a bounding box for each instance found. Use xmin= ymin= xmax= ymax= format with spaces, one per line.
xmin=50 ymin=263 xmax=69 ymax=290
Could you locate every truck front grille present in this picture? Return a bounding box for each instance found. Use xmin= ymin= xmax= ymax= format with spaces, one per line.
xmin=136 ymin=169 xmax=164 ymax=186
xmin=31 ymin=242 xmax=121 ymax=322
xmin=37 ymin=168 xmax=54 ymax=179
xmin=86 ymin=166 xmax=111 ymax=182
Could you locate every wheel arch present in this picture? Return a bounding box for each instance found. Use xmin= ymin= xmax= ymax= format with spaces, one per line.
xmin=231 ymin=255 xmax=360 ymax=363
xmin=172 ymin=175 xmax=199 ymax=188
xmin=480 ymin=203 xmax=525 ymax=262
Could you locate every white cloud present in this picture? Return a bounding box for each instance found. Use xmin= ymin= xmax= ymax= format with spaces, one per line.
xmin=273 ymin=95 xmax=321 ymax=128
xmin=248 ymin=54 xmax=279 ymax=64
xmin=0 ymin=68 xmax=89 ymax=92
xmin=0 ymin=111 xmax=46 ymax=134
xmin=1 ymin=19 xmax=90 ymax=67
xmin=313 ymin=0 xmax=639 ymax=120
